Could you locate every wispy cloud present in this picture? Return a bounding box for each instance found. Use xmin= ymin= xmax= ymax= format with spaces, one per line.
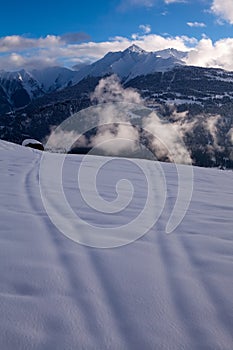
xmin=211 ymin=0 xmax=233 ymax=24
xmin=187 ymin=22 xmax=206 ymax=28
xmin=118 ymin=0 xmax=154 ymax=11
xmin=139 ymin=24 xmax=151 ymax=34
xmin=119 ymin=0 xmax=185 ymax=9
xmin=132 ymin=24 xmax=151 ymax=39
xmin=164 ymin=0 xmax=186 ymax=4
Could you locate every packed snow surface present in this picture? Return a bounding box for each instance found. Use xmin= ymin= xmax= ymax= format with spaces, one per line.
xmin=0 ymin=140 xmax=233 ymax=349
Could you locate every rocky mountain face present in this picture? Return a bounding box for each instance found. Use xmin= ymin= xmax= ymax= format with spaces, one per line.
xmin=0 ymin=46 xmax=232 ymax=168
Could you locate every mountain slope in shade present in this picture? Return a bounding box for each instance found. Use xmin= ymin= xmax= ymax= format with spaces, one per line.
xmin=0 ymin=70 xmax=43 ymax=112
xmin=0 ymin=140 xmax=232 ymax=349
xmin=0 ymin=67 xmax=79 ymax=114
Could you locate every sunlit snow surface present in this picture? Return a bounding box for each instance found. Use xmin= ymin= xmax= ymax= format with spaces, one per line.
xmin=0 ymin=140 xmax=233 ymax=349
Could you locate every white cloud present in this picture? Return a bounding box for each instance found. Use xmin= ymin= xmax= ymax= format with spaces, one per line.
xmin=91 ymin=75 xmax=142 ymax=104
xmin=211 ymin=0 xmax=233 ymax=24
xmin=187 ymin=22 xmax=206 ymax=28
xmin=0 ymin=35 xmax=61 ymax=53
xmin=139 ymin=24 xmax=151 ymax=34
xmin=0 ymin=33 xmax=90 ymax=53
xmin=187 ymin=37 xmax=233 ymax=71
xmin=1 ymin=32 xmax=233 ymax=72
xmin=142 ymin=111 xmax=191 ymax=164
xmin=203 ymin=115 xmax=223 ymax=151
xmin=0 ymin=52 xmax=58 ymax=71
xmin=90 ymin=124 xmax=140 ymax=156
xmin=164 ymin=0 xmax=186 ymax=4
xmin=0 ymin=33 xmax=195 ymax=71
xmin=119 ymin=0 xmax=185 ymax=8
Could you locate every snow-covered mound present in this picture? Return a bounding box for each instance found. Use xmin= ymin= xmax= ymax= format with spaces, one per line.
xmin=0 ymin=140 xmax=232 ymax=349
xmin=22 ymin=139 xmax=44 ymax=151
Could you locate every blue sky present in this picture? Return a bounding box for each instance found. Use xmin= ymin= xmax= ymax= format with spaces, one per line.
xmin=0 ymin=0 xmax=232 ymax=41
xmin=1 ymin=0 xmax=233 ymax=71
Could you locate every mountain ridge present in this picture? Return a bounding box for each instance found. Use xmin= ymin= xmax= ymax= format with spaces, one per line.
xmin=0 ymin=45 xmax=188 ymax=114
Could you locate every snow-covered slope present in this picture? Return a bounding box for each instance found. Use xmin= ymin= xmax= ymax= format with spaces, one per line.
xmin=74 ymin=45 xmax=187 ymax=83
xmin=30 ymin=66 xmax=77 ymax=92
xmin=0 ymin=140 xmax=233 ymax=349
xmin=0 ymin=67 xmax=79 ymax=113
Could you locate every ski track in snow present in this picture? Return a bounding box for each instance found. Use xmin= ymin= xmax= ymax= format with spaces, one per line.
xmin=0 ymin=140 xmax=233 ymax=350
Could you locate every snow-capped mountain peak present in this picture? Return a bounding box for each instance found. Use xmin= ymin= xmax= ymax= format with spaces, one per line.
xmin=155 ymin=48 xmax=188 ymax=60
xmin=123 ymin=44 xmax=146 ymax=54
xmin=73 ymin=45 xmax=188 ymax=83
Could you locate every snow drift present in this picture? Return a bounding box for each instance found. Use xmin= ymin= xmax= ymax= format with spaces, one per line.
xmin=0 ymin=140 xmax=232 ymax=349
